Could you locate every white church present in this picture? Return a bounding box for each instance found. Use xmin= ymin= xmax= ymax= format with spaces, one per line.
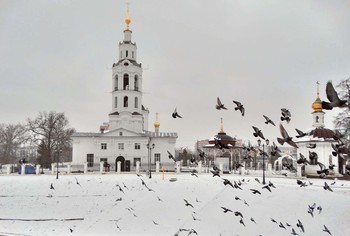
xmin=71 ymin=13 xmax=177 ymax=172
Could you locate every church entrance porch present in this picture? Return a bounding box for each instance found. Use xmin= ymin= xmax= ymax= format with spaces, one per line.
xmin=116 ymin=156 xmax=125 ymax=172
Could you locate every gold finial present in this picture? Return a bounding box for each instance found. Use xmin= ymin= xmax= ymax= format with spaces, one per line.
xmin=154 ymin=112 xmax=160 ymax=128
xmin=125 ymin=1 xmax=131 ymax=30
xmin=220 ymin=118 xmax=224 ymax=133
xmin=312 ymin=81 xmax=322 ymax=112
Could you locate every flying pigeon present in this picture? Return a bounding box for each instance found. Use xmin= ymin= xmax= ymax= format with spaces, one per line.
xmin=252 ymin=126 xmax=265 ymax=140
xmin=270 ymin=142 xmax=282 ymax=157
xmin=317 ymin=205 xmax=322 ymax=214
xmin=167 ymin=151 xmax=176 ymax=162
xmin=50 ymin=183 xmax=55 ymax=190
xmin=234 ymin=211 xmax=243 ymax=218
xmin=296 ymin=219 xmax=304 ymax=233
xmin=323 ymin=225 xmax=332 ymax=235
xmin=233 ymin=100 xmax=245 ymax=116
xmin=295 ymin=128 xmax=307 ymax=138
xmin=306 ymin=143 xmax=317 ymax=149
xmin=216 ymin=97 xmax=227 ymax=110
xmin=291 ymin=228 xmax=299 ymax=235
xmin=250 ymin=217 xmax=256 ymax=224
xmin=250 ymin=189 xmax=261 ymax=194
xmin=239 ymin=218 xmax=245 ymax=226
xmin=222 ymin=178 xmax=234 ymax=188
xmin=262 ymin=185 xmax=272 ymax=192
xmin=263 ymin=115 xmax=276 ymax=126
xmin=297 ymin=153 xmax=310 ymax=165
xmin=214 ymin=138 xmax=230 ymax=150
xmin=322 ymin=81 xmax=347 ymax=110
xmin=172 ymin=107 xmax=182 ymax=118
xmin=281 ymin=108 xmax=291 ymax=123
xmin=271 ymin=218 xmax=278 ymax=224
xmin=184 ymin=199 xmax=194 ymax=208
xmin=279 ymin=222 xmax=286 ymax=229
xmin=317 ymin=162 xmax=330 ymax=177
xmin=277 ymin=123 xmax=298 ymax=148
xmin=221 ymin=207 xmax=233 ymax=213
xmin=323 ymin=182 xmax=333 ymax=192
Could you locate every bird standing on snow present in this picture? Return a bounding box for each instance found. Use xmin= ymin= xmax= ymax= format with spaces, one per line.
xmin=50 ymin=183 xmax=55 ymax=190
xmin=232 ymin=100 xmax=245 ymax=116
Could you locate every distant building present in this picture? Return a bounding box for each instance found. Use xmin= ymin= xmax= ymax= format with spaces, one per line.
xmin=295 ymin=82 xmax=342 ymax=176
xmin=71 ymin=12 xmax=177 ymax=171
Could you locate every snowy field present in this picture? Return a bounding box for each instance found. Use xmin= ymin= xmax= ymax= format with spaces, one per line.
xmin=0 ymin=173 xmax=349 ymax=236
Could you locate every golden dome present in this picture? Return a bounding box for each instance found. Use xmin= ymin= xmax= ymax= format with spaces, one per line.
xmin=312 ymin=81 xmax=323 ymax=112
xmin=154 ymin=113 xmax=160 ymax=128
xmin=312 ymin=97 xmax=323 ymax=112
xmin=125 ymin=15 xmax=131 ymax=30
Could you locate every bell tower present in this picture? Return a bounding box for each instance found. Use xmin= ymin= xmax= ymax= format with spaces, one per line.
xmin=108 ymin=7 xmax=149 ymax=132
xmin=311 ymin=81 xmax=325 ymax=128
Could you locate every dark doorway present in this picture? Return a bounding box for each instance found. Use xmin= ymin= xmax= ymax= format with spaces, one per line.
xmin=125 ymin=160 xmax=131 ymax=172
xmin=116 ymin=156 xmax=125 ymax=172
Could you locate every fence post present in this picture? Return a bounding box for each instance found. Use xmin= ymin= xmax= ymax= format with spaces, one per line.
xmin=6 ymin=165 xmax=11 ymax=175
xmin=51 ymin=163 xmax=55 ymax=175
xmin=117 ymin=161 xmax=121 ymax=173
xmin=67 ymin=163 xmax=71 ymax=174
xmin=136 ymin=161 xmax=140 ymax=174
xmin=36 ymin=165 xmax=41 ymax=175
xmin=176 ymin=161 xmax=180 ymax=173
xmin=84 ymin=162 xmax=88 ymax=174
xmin=156 ymin=161 xmax=160 ymax=173
xmin=100 ymin=162 xmax=104 ymax=173
xmin=197 ymin=161 xmax=202 ymax=174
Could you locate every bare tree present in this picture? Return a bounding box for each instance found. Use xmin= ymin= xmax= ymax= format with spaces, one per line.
xmin=0 ymin=123 xmax=28 ymax=164
xmin=27 ymin=111 xmax=75 ymax=165
xmin=334 ymin=78 xmax=350 ymax=142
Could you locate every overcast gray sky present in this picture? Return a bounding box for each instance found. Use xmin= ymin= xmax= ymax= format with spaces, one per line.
xmin=1 ymin=0 xmax=350 ymax=149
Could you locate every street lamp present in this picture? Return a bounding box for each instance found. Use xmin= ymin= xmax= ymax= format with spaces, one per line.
xmin=258 ymin=139 xmax=269 ymax=185
xmin=147 ymin=142 xmax=155 ymax=179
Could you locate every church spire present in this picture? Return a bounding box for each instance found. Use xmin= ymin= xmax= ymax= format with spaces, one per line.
xmin=125 ymin=2 xmax=131 ymax=30
xmin=220 ymin=118 xmax=224 ymax=133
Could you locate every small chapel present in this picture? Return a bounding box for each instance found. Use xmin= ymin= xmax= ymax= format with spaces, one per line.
xmin=71 ymin=11 xmax=177 ymax=172
xmin=295 ymin=82 xmax=342 ymax=177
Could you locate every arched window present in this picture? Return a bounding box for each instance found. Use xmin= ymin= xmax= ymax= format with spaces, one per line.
xmin=120 ymin=51 xmax=122 ymax=58
xmin=126 ymin=50 xmax=129 ymax=57
xmin=114 ymin=75 xmax=118 ymax=91
xmin=123 ymin=74 xmax=129 ymax=90
xmin=132 ymin=51 xmax=134 ymax=59
xmin=114 ymin=97 xmax=118 ymax=108
xmin=316 ymin=116 xmax=319 ymax=123
xmin=124 ymin=96 xmax=128 ymax=107
xmin=135 ymin=97 xmax=138 ymax=108
xmin=134 ymin=75 xmax=139 ymax=91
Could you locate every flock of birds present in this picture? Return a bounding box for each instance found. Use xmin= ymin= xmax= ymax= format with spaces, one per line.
xmin=170 ymin=81 xmax=349 ymax=178
xmin=45 ymin=173 xmax=341 ymax=235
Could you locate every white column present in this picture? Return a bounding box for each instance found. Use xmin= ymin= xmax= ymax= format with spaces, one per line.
xmin=84 ymin=162 xmax=88 ymax=174
xmin=241 ymin=165 xmax=245 ymax=175
xmin=343 ymin=165 xmax=346 ymax=175
xmin=51 ymin=163 xmax=55 ymax=175
xmin=268 ymin=163 xmax=272 ymax=176
xmin=21 ymin=165 xmax=25 ymax=175
xmin=136 ymin=161 xmax=140 ymax=174
xmin=36 ymin=165 xmax=41 ymax=175
xmin=297 ymin=164 xmax=302 ymax=178
xmin=117 ymin=161 xmax=121 ymax=173
xmin=6 ymin=165 xmax=11 ymax=175
xmin=197 ymin=161 xmax=202 ymax=174
xmin=156 ymin=161 xmax=160 ymax=173
xmin=100 ymin=162 xmax=104 ymax=173
xmin=219 ymin=163 xmax=223 ymax=175
xmin=176 ymin=161 xmax=180 ymax=173
xmin=67 ymin=163 xmax=71 ymax=174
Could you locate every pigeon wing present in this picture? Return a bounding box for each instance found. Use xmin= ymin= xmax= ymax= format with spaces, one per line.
xmin=326 ymin=81 xmax=341 ymax=103
xmin=279 ymin=123 xmax=289 ymax=139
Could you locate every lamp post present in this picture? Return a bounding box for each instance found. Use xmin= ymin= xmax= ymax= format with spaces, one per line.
xmin=147 ymin=141 xmax=155 ymax=179
xmin=258 ymin=139 xmax=269 ymax=185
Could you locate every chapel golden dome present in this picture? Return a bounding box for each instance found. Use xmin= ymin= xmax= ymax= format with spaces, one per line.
xmin=125 ymin=15 xmax=131 ymax=30
xmin=312 ymin=81 xmax=323 ymax=112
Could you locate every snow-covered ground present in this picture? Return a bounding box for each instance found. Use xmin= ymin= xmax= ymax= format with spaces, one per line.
xmin=0 ymin=173 xmax=349 ymax=236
